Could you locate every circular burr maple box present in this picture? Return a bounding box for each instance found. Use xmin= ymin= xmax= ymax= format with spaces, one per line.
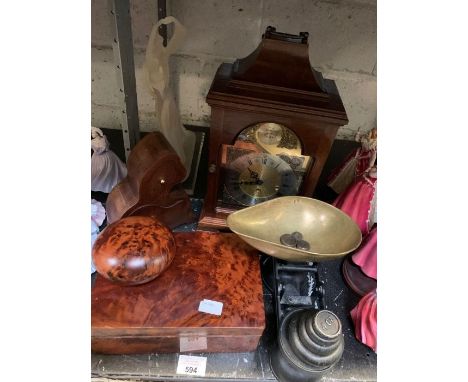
xmin=92 ymin=216 xmax=176 ymax=286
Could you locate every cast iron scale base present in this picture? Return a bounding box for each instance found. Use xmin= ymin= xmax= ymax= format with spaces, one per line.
xmin=262 ymin=256 xmax=347 ymax=382
xmin=261 ymin=256 xmax=325 ymax=329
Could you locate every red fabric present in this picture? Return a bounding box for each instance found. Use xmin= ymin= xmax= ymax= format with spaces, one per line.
xmin=327 ymin=147 xmax=375 ymax=185
xmin=352 ymin=226 xmax=377 ymax=280
xmin=351 ymin=289 xmax=377 ymax=352
xmin=333 ymin=175 xmax=376 ymax=236
xmin=355 ymin=148 xmax=375 ymax=178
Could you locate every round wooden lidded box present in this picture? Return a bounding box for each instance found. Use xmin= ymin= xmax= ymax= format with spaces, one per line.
xmin=92 ymin=216 xmax=176 ymax=286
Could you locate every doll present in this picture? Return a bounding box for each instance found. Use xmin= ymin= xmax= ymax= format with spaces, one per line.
xmin=91 ymin=127 xmax=127 ymax=193
xmin=330 ymin=127 xmax=377 ymax=235
xmin=328 ymin=128 xmax=377 ymax=195
xmin=333 ymin=164 xmax=377 ymax=236
xmin=331 ymin=130 xmax=378 ymax=352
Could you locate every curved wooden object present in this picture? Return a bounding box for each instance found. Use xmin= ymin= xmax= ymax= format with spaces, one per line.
xmin=92 ymin=216 xmax=176 ymax=286
xmin=106 ymin=132 xmax=194 ymax=228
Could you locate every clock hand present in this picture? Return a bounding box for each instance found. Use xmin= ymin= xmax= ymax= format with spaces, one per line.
xmin=247 ymin=167 xmax=260 ymax=180
xmin=231 ymin=179 xmax=264 ymax=185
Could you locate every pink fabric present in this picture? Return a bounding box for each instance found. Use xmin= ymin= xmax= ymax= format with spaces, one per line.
xmin=351 ymin=289 xmax=377 ymax=352
xmin=352 ymin=226 xmax=377 ymax=280
xmin=333 ymin=175 xmax=376 ymax=236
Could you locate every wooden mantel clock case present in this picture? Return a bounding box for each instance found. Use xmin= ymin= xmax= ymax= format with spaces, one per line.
xmin=198 ymin=27 xmax=349 ymax=229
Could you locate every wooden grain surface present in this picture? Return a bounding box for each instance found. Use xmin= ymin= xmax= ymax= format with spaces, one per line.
xmin=92 ymin=232 xmax=265 ymax=353
xmin=199 ymin=28 xmax=347 ymax=230
xmin=92 ymin=216 xmax=176 ymax=286
xmin=105 ymin=132 xmax=194 ymax=228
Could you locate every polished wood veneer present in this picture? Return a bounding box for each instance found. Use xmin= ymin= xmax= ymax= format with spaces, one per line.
xmin=105 ymin=132 xmax=194 ymax=229
xmin=92 ymin=232 xmax=265 ymax=354
xmin=198 ymin=26 xmax=348 ymax=229
xmin=92 ymin=216 xmax=176 ymax=286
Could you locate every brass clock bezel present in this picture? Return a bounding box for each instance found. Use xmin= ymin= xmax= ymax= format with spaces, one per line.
xmin=236 ymin=122 xmax=303 ymax=157
xmin=219 ymin=123 xmax=314 ymax=208
xmin=223 ymin=152 xmax=298 ymax=207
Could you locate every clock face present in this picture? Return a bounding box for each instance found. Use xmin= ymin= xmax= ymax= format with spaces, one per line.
xmin=220 ymin=123 xmax=314 ymax=209
xmin=224 ymin=152 xmax=298 ymax=206
xmin=236 ymin=122 xmax=303 ymax=157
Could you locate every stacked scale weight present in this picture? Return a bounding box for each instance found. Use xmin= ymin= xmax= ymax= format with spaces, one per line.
xmin=271 ymin=309 xmax=344 ymax=382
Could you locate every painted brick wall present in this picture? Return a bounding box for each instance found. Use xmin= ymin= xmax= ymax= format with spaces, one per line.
xmin=92 ymin=0 xmax=376 ymax=140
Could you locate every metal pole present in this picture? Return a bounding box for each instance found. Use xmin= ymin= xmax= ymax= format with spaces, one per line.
xmin=109 ymin=0 xmax=140 ymax=160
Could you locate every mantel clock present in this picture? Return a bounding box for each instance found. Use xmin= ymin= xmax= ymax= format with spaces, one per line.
xmin=198 ymin=26 xmax=349 ymax=229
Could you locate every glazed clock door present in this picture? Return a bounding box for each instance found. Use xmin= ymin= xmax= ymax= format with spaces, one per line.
xmin=220 ymin=122 xmax=314 ymax=208
xmin=224 ymin=152 xmax=297 ymax=206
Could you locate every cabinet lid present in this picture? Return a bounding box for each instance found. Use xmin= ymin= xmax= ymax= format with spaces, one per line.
xmin=92 ymin=232 xmax=266 ymax=338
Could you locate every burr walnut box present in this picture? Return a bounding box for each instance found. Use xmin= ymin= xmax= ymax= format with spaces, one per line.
xmin=91 ymin=232 xmax=265 ymax=354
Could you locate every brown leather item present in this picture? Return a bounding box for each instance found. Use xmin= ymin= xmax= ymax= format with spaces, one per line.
xmin=92 ymin=232 xmax=266 ymax=354
xmin=105 ymin=132 xmax=194 ymax=228
xmin=92 ymin=216 xmax=176 ymax=286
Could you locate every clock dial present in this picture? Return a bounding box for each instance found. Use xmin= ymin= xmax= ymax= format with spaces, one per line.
xmin=224 ymin=152 xmax=297 ymax=206
xmin=236 ymin=122 xmax=302 ymax=157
